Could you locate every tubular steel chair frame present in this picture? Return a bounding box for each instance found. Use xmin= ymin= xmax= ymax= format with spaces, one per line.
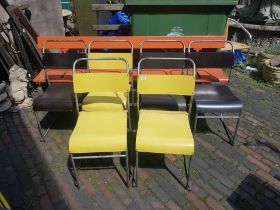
xmin=70 ymin=57 xmax=132 ymax=188
xmin=34 ymin=39 xmax=87 ymax=141
xmin=87 ymin=40 xmax=134 ymax=104
xmin=134 ymin=57 xmax=196 ymax=190
xmin=139 ymin=40 xmax=188 ymax=111
xmin=140 ymin=39 xmax=186 ymax=54
xmin=88 ymin=40 xmax=134 ymax=54
xmin=188 ymin=40 xmax=235 ymax=82
xmin=189 ymin=40 xmax=242 ymax=145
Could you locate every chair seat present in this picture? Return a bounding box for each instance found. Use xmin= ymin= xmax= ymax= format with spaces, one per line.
xmin=69 ymin=111 xmax=127 ymax=154
xmin=140 ymin=95 xmax=186 ymax=111
xmin=194 ymin=84 xmax=243 ymax=113
xmin=33 ymin=83 xmax=74 ymax=112
xmin=82 ymin=92 xmax=127 ymax=111
xmin=136 ymin=110 xmax=194 ymax=155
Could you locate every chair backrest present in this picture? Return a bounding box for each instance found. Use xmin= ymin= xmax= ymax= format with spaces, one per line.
xmin=137 ymin=57 xmax=196 ymax=97
xmin=73 ymin=57 xmax=131 ymax=114
xmin=42 ymin=40 xmax=88 ymax=69
xmin=87 ymin=40 xmax=133 ymax=70
xmin=43 ymin=53 xmax=87 ymax=69
xmin=140 ymin=40 xmax=186 ymax=69
xmin=42 ymin=39 xmax=87 ymax=54
xmin=187 ymin=40 xmax=234 ymax=68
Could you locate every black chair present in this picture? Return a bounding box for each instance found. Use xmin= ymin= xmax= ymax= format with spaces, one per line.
xmin=188 ymin=40 xmax=243 ymax=145
xmin=139 ymin=40 xmax=189 ymax=111
xmin=33 ymin=40 xmax=87 ymax=141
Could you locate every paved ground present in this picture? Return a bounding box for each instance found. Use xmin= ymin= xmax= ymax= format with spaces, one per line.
xmin=0 ymin=70 xmax=279 ymax=210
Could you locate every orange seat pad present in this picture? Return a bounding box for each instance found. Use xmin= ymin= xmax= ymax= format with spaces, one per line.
xmin=33 ymin=68 xmax=228 ymax=84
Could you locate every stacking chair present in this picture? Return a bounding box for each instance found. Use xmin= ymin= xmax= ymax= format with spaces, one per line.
xmin=69 ymin=57 xmax=132 ymax=188
xmin=33 ymin=40 xmax=87 ymax=141
xmin=188 ymin=40 xmax=243 ymax=145
xmin=134 ymin=57 xmax=196 ymax=190
xmin=139 ymin=40 xmax=188 ymax=111
xmin=83 ymin=40 xmax=133 ymax=111
xmin=0 ymin=192 xmax=11 ymax=209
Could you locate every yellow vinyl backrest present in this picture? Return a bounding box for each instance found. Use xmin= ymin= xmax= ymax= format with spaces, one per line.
xmin=137 ymin=74 xmax=195 ymax=96
xmin=73 ymin=73 xmax=130 ymax=93
xmin=88 ymin=53 xmax=133 ymax=70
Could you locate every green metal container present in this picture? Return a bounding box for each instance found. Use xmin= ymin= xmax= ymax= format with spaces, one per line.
xmin=125 ymin=0 xmax=238 ymax=36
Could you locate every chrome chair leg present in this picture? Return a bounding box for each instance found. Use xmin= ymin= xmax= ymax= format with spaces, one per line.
xmin=126 ymin=151 xmax=130 ymax=187
xmin=193 ymin=113 xmax=198 ymax=134
xmin=70 ymin=154 xmax=80 ymax=189
xmin=33 ymin=111 xmax=56 ymax=142
xmin=134 ymin=151 xmax=138 ymax=187
xmin=232 ymin=114 xmax=241 ymax=145
xmin=34 ymin=111 xmax=44 ymax=142
xmin=184 ymin=155 xmax=192 ymax=191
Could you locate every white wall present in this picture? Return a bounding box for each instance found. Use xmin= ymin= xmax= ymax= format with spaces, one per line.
xmin=0 ymin=0 xmax=64 ymax=35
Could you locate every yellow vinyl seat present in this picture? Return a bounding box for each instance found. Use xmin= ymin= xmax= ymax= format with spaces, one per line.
xmin=69 ymin=57 xmax=131 ymax=188
xmin=69 ymin=111 xmax=127 ymax=153
xmin=136 ymin=110 xmax=194 ymax=155
xmin=82 ymin=91 xmax=127 ymax=111
xmin=134 ymin=57 xmax=196 ymax=190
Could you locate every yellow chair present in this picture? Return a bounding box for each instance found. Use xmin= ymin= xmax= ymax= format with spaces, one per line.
xmin=0 ymin=192 xmax=11 ymax=209
xmin=69 ymin=57 xmax=132 ymax=188
xmin=83 ymin=40 xmax=133 ymax=112
xmin=134 ymin=57 xmax=196 ymax=190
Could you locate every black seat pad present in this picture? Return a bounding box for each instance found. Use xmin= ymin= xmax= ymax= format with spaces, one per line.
xmin=141 ymin=95 xmax=186 ymax=111
xmin=140 ymin=52 xmax=186 ymax=69
xmin=194 ymin=84 xmax=242 ymax=113
xmin=187 ymin=52 xmax=234 ymax=68
xmin=43 ymin=53 xmax=87 ymax=69
xmin=33 ymin=83 xmax=75 ymax=112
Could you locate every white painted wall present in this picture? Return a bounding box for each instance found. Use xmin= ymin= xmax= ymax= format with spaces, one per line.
xmin=0 ymin=0 xmax=64 ymax=35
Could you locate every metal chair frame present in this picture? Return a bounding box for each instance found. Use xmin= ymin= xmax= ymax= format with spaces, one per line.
xmin=34 ymin=39 xmax=87 ymax=142
xmin=70 ymin=57 xmax=132 ymax=188
xmin=87 ymin=39 xmax=134 ymax=103
xmin=139 ymin=40 xmax=189 ymax=111
xmin=189 ymin=40 xmax=242 ymax=145
xmin=227 ymin=18 xmax=253 ymax=62
xmin=134 ymin=57 xmax=196 ymax=190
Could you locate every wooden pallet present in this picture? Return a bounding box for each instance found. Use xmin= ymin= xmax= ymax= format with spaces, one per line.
xmin=91 ymin=3 xmax=129 ymax=31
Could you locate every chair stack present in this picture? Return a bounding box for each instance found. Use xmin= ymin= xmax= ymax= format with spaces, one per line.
xmin=69 ymin=57 xmax=132 ymax=188
xmin=187 ymin=40 xmax=243 ymax=145
xmin=33 ymin=40 xmax=87 ymax=141
xmin=134 ymin=57 xmax=196 ymax=190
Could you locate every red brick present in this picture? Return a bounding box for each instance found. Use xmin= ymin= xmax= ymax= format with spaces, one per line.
xmin=240 ymin=145 xmax=263 ymax=160
xmin=166 ymin=200 xmax=181 ymax=210
xmin=257 ymin=170 xmax=280 ymax=190
xmin=237 ymin=165 xmax=250 ymax=174
xmin=186 ymin=192 xmax=208 ymax=210
xmin=206 ymin=196 xmax=226 ymax=210
xmin=245 ymin=116 xmax=264 ymax=126
xmin=257 ymin=150 xmax=279 ymax=165
xmin=151 ymin=201 xmax=166 ymax=209
xmin=40 ymin=195 xmax=54 ymax=210
xmin=262 ymin=158 xmax=279 ymax=169
xmin=237 ymin=130 xmax=248 ymax=139
xmin=79 ymin=174 xmax=97 ymax=194
xmin=246 ymin=155 xmax=271 ymax=172
xmin=166 ymin=154 xmax=177 ymax=162
xmin=196 ymin=136 xmax=215 ymax=152
xmin=58 ymin=179 xmax=85 ymax=210
xmin=91 ymin=172 xmax=126 ymax=210
xmin=138 ymin=168 xmax=150 ymax=181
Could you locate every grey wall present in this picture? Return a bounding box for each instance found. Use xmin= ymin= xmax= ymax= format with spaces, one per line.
xmin=0 ymin=0 xmax=64 ymax=35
